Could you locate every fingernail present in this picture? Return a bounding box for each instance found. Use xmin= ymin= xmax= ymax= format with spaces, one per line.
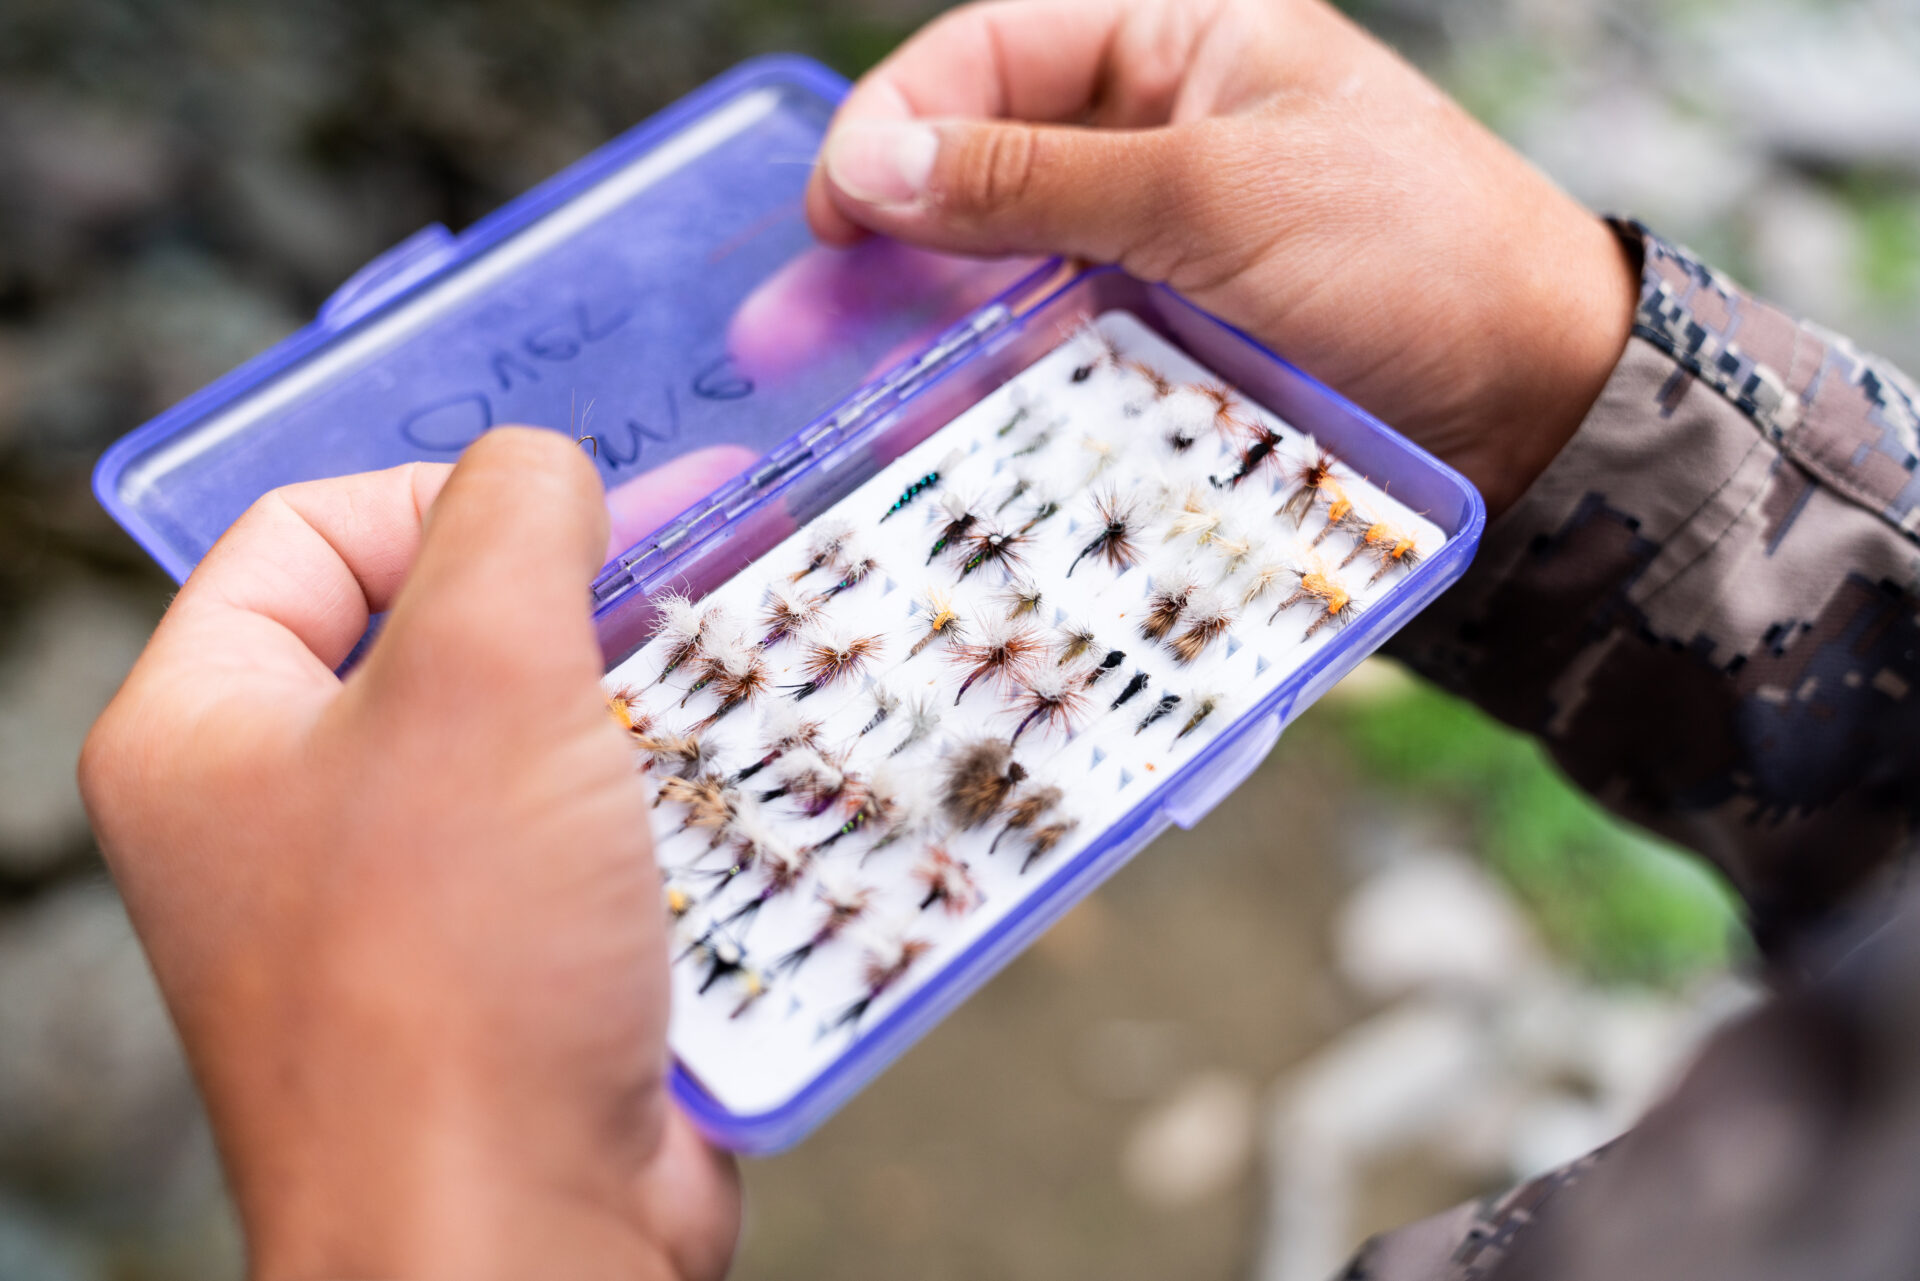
xmin=824 ymin=121 xmax=939 ymax=207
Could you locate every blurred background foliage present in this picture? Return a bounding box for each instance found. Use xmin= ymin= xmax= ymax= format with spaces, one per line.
xmin=1330 ymin=674 xmax=1741 ymax=987
xmin=1 ymin=1 xmax=1915 ymax=1278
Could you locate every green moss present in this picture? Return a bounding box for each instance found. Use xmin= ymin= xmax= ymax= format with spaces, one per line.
xmin=1850 ymin=187 xmax=1920 ymax=309
xmin=1317 ymin=677 xmax=1746 ymax=987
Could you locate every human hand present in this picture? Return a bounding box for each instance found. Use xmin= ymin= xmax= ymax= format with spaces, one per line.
xmin=79 ymin=430 xmax=739 ymax=1281
xmin=807 ymin=0 xmax=1638 ymax=519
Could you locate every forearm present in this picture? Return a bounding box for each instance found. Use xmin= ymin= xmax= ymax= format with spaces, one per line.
xmin=1389 ymin=221 xmax=1920 ymax=964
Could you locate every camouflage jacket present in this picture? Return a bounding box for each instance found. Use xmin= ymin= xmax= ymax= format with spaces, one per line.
xmin=1346 ymin=221 xmax=1920 ymax=1281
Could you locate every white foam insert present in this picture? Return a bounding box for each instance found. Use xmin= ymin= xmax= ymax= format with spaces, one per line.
xmin=603 ymin=311 xmax=1448 ymax=1116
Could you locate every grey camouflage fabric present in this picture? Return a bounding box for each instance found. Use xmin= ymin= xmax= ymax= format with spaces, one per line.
xmin=1339 ymin=220 xmax=1920 ymax=1280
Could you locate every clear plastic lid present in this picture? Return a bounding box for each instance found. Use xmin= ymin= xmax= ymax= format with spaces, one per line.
xmin=95 ymin=57 xmax=1040 ymax=579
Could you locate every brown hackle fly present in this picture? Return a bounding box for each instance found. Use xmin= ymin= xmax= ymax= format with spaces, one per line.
xmin=1067 ymin=489 xmax=1142 ymax=578
xmin=948 ymin=617 xmax=1045 ymax=704
xmin=941 ymin=738 xmax=1028 ymax=829
xmin=989 ymin=784 xmax=1063 ymax=855
xmin=1008 ymin=671 xmax=1088 ymax=745
xmin=782 ymin=627 xmax=884 ymax=700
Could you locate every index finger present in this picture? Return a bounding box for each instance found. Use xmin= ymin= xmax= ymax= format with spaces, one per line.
xmin=133 ymin=461 xmax=453 ymax=698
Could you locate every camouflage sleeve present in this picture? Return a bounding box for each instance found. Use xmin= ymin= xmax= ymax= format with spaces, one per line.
xmin=1386 ymin=219 xmax=1920 ymax=965
xmin=1345 ymin=225 xmax=1920 ymax=1281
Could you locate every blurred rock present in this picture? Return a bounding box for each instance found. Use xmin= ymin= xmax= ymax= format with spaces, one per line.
xmin=1077 ymin=1017 xmax=1184 ymax=1103
xmin=1745 ymin=178 xmax=1861 ymax=323
xmin=1334 ymin=850 xmax=1544 ymax=1000
xmin=1120 ymin=1071 xmax=1257 ymax=1210
xmin=1256 ymin=838 xmax=1761 ymax=1281
xmin=1514 ymin=86 xmax=1768 ymax=236
xmin=0 ymin=1196 xmax=100 ymax=1281
xmin=0 ymin=585 xmax=153 ymax=875
xmin=0 ymin=881 xmax=206 ymax=1211
xmin=1693 ymin=5 xmax=1920 ymax=175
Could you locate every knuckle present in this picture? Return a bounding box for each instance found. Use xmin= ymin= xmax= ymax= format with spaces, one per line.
xmin=76 ymin=697 xmax=137 ymax=819
xmin=952 ymin=125 xmax=1037 ymax=214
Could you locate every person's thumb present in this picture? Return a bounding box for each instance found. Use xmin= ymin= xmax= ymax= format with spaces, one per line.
xmin=360 ymin=427 xmax=612 ymax=719
xmin=819 ymin=116 xmax=1198 ymax=268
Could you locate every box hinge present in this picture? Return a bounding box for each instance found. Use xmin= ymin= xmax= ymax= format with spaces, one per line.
xmin=592 ymin=303 xmax=1014 ymax=610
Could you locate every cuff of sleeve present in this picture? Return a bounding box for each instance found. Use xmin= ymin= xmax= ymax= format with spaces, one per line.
xmin=1385 ymin=219 xmax=1920 ymax=719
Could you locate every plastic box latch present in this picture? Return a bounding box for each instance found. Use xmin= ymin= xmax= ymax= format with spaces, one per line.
xmin=319 ymin=224 xmax=459 ymax=331
xmin=1163 ymin=713 xmax=1283 ymax=831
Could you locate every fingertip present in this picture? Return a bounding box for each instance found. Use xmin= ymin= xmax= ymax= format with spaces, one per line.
xmin=804 ymin=165 xmax=873 ymax=246
xmin=453 ymin=426 xmax=609 ymax=569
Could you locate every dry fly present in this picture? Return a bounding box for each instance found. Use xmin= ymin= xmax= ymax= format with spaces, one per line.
xmin=1068 ymin=325 xmax=1122 ymax=383
xmin=684 ymin=928 xmax=749 ymax=995
xmin=1176 ymin=693 xmax=1224 ymax=741
xmin=605 ymin=686 xmax=652 ymax=740
xmin=1239 ymin=560 xmax=1291 ymax=608
xmin=1055 ymin=622 xmax=1099 ymax=667
xmin=731 ymin=703 xmax=820 ymax=783
xmin=822 ymin=927 xmax=933 ymax=1035
xmin=887 ymin=694 xmax=942 ymax=759
xmin=915 ymin=847 xmax=983 ymax=915
xmin=925 ymin=491 xmax=980 ymax=565
xmin=758 ymin=746 xmax=849 ymax=816
xmin=1014 ymin=487 xmax=1063 ymax=535
xmin=1213 ymin=424 xmax=1285 ymax=489
xmin=858 ymin=682 xmax=900 ymax=737
xmin=721 ymin=817 xmax=812 ymax=928
xmin=1121 ymin=358 xmax=1173 ymax=417
xmin=789 ymin=519 xmax=854 ymax=582
xmin=907 ymin=589 xmax=965 ymax=660
xmin=860 ymin=791 xmax=940 ymax=864
xmin=957 ymin=526 xmax=1029 ymax=581
xmin=782 ymin=628 xmax=884 ymax=700
xmin=1271 ymin=565 xmax=1362 ymax=638
xmin=647 ymin=592 xmax=718 ymax=685
xmin=948 ymin=617 xmax=1045 ymax=704
xmin=1341 ymin=519 xmax=1423 ymax=582
xmin=1020 ymin=819 xmax=1078 ymax=874
xmin=1067 ymin=489 xmax=1142 ymax=578
xmin=632 ymin=730 xmax=712 ymax=778
xmin=1077 ymin=432 xmax=1120 ymax=484
xmin=1140 ymin=573 xmax=1199 ymax=642
xmin=775 ymin=871 xmax=875 ymax=974
xmin=1279 ymin=449 xmax=1342 ymax=525
xmin=990 ymin=784 xmax=1063 ymax=855
xmin=1008 ymin=671 xmax=1088 ymax=745
xmin=1136 ymin=693 xmax=1182 ymax=733
xmin=997 ymin=578 xmax=1045 ymax=620
xmin=996 ymin=385 xmax=1039 ymax=438
xmin=1163 ymin=489 xmax=1227 ymax=546
xmin=1158 ymin=384 xmax=1217 ymax=453
xmin=941 ymin=739 xmax=1028 ymax=829
xmin=1168 ymin=592 xmax=1234 ymax=665
xmin=809 ymin=767 xmax=903 ymax=855
xmin=758 ymin=580 xmax=824 ymax=649
xmin=695 ymin=652 xmax=770 ymax=730
xmin=1308 ymin=484 xmax=1360 ymax=546
xmin=657 ymin=772 xmax=736 ymax=841
xmin=817 ymin=538 xmax=880 ymax=602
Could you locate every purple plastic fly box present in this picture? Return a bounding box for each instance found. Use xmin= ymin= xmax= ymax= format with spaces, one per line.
xmin=93 ymin=54 xmax=1485 ymax=1153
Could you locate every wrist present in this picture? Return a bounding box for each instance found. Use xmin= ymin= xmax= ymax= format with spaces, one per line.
xmin=192 ymin=969 xmax=686 ymax=1281
xmin=1470 ymin=206 xmax=1639 ymax=519
xmin=235 ymin=1078 xmax=678 ymax=1281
